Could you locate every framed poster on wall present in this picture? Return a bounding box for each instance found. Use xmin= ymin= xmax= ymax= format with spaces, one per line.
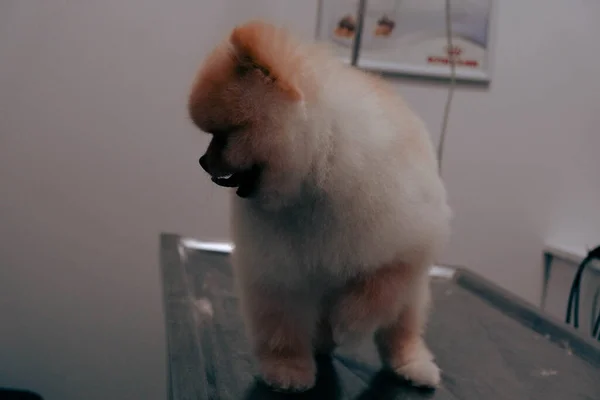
xmin=316 ymin=0 xmax=493 ymax=83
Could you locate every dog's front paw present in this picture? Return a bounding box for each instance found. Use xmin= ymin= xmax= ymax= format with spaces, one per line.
xmin=259 ymin=355 xmax=316 ymax=392
xmin=393 ymin=357 xmax=441 ymax=388
xmin=387 ymin=342 xmax=441 ymax=388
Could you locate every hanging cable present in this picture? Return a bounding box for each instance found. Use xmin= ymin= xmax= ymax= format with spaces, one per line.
xmin=350 ymin=0 xmax=367 ymax=67
xmin=438 ymin=0 xmax=456 ymax=175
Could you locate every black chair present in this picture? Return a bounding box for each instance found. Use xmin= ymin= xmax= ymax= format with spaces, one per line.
xmin=565 ymin=244 xmax=600 ymax=340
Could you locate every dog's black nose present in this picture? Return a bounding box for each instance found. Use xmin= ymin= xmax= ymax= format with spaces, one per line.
xmin=199 ymin=155 xmax=209 ymax=172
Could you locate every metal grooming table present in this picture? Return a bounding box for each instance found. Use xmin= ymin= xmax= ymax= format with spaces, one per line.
xmin=160 ymin=234 xmax=600 ymax=400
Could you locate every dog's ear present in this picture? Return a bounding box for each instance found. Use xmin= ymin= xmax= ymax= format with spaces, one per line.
xmin=230 ymin=21 xmax=303 ymax=101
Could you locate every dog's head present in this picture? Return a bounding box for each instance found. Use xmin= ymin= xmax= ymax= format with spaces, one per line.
xmin=188 ymin=21 xmax=317 ymax=200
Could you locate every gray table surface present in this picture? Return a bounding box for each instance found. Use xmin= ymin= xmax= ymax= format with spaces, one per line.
xmin=160 ymin=234 xmax=600 ymax=399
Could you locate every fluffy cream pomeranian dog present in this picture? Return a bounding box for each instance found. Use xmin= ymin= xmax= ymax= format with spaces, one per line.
xmin=188 ymin=20 xmax=451 ymax=391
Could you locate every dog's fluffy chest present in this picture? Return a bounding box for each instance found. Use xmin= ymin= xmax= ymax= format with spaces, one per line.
xmin=231 ymin=190 xmax=405 ymax=290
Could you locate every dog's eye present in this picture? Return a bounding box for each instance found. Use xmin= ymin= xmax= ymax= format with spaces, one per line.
xmin=255 ymin=64 xmax=270 ymax=77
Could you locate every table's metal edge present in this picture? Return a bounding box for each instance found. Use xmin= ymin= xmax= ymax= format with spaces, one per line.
xmin=179 ymin=237 xmax=459 ymax=279
xmin=451 ymin=267 xmax=600 ymax=367
xmin=160 ymin=233 xmax=212 ymax=400
xmin=159 ymin=233 xmax=180 ymax=400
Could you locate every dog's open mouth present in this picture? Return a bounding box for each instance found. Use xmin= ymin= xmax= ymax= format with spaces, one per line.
xmin=210 ymin=165 xmax=262 ymax=198
xmin=211 ymin=173 xmax=239 ymax=187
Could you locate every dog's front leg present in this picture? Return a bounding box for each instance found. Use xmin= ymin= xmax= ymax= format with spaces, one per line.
xmin=241 ymin=287 xmax=317 ymax=392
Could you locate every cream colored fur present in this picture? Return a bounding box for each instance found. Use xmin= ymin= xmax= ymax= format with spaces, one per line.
xmin=189 ymin=21 xmax=451 ymax=391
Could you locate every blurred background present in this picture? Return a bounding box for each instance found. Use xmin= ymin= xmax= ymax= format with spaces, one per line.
xmin=1 ymin=1 xmax=598 ymax=399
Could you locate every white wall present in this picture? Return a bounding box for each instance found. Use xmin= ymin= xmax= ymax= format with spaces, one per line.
xmin=0 ymin=1 xmax=240 ymax=399
xmin=0 ymin=1 xmax=598 ymax=400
